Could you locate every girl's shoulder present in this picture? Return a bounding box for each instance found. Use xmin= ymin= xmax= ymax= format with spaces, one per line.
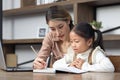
xmin=92 ymin=46 xmax=105 ymax=55
xmin=91 ymin=46 xmax=106 ymax=62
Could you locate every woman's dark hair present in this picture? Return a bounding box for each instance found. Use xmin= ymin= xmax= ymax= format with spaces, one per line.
xmin=46 ymin=5 xmax=74 ymax=30
xmin=72 ymin=22 xmax=105 ymax=50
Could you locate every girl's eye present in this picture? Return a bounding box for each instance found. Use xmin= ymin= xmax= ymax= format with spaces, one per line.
xmin=75 ymin=40 xmax=79 ymax=43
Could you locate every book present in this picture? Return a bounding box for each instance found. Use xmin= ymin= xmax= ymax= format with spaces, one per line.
xmin=33 ymin=67 xmax=87 ymax=74
xmin=33 ymin=68 xmax=56 ymax=73
xmin=55 ymin=66 xmax=87 ymax=73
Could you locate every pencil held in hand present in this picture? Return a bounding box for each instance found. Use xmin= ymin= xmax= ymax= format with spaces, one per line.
xmin=31 ymin=45 xmax=49 ymax=69
xmin=30 ymin=45 xmax=38 ymax=55
xmin=33 ymin=57 xmax=47 ymax=69
xmin=45 ymin=57 xmax=50 ymax=69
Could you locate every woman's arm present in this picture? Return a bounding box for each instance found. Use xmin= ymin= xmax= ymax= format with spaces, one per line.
xmin=33 ymin=32 xmax=53 ymax=69
xmin=37 ymin=33 xmax=53 ymax=60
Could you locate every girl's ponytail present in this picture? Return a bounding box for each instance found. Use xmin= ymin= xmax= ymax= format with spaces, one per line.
xmin=93 ymin=30 xmax=105 ymax=51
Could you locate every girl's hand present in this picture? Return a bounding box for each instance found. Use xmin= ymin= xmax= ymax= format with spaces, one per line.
xmin=33 ymin=57 xmax=46 ymax=69
xmin=69 ymin=58 xmax=84 ymax=69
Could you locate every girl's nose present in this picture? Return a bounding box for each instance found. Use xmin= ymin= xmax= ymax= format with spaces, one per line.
xmin=71 ymin=43 xmax=75 ymax=47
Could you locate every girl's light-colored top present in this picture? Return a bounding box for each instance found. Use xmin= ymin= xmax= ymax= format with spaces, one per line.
xmin=53 ymin=46 xmax=115 ymax=72
xmin=37 ymin=32 xmax=64 ymax=62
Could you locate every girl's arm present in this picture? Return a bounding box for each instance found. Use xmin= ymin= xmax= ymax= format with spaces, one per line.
xmin=53 ymin=56 xmax=69 ymax=68
xmin=53 ymin=46 xmax=76 ymax=68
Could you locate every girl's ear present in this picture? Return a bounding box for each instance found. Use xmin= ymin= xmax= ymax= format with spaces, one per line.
xmin=87 ymin=38 xmax=93 ymax=47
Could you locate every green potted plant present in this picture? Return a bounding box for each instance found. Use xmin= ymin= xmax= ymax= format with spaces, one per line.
xmin=90 ymin=20 xmax=102 ymax=30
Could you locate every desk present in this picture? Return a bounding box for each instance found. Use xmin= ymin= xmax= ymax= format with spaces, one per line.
xmin=0 ymin=70 xmax=120 ymax=80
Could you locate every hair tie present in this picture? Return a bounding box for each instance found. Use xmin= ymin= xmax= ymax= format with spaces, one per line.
xmin=94 ymin=31 xmax=98 ymax=41
xmin=91 ymin=25 xmax=98 ymax=41
xmin=92 ymin=25 xmax=97 ymax=30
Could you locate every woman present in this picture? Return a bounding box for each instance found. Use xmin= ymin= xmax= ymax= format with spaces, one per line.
xmin=33 ymin=5 xmax=74 ymax=69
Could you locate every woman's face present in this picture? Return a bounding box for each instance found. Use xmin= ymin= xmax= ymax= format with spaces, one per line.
xmin=70 ymin=31 xmax=92 ymax=53
xmin=48 ymin=20 xmax=70 ymax=41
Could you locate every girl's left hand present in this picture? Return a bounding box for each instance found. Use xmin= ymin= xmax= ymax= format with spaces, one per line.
xmin=69 ymin=58 xmax=84 ymax=69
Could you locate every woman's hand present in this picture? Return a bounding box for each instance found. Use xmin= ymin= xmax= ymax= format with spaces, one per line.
xmin=69 ymin=58 xmax=84 ymax=69
xmin=33 ymin=57 xmax=47 ymax=69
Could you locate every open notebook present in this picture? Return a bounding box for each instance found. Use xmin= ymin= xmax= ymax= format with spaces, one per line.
xmin=33 ymin=67 xmax=87 ymax=73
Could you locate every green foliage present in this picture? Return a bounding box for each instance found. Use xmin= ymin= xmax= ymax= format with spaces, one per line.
xmin=90 ymin=21 xmax=102 ymax=30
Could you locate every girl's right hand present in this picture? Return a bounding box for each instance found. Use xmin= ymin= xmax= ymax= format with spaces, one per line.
xmin=33 ymin=57 xmax=46 ymax=69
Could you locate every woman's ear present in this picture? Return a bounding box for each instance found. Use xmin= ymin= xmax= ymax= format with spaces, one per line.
xmin=67 ymin=20 xmax=70 ymax=25
xmin=87 ymin=38 xmax=93 ymax=47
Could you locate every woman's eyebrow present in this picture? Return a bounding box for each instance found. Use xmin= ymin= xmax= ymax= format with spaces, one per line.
xmin=49 ymin=26 xmax=54 ymax=28
xmin=57 ymin=24 xmax=63 ymax=27
xmin=49 ymin=24 xmax=63 ymax=28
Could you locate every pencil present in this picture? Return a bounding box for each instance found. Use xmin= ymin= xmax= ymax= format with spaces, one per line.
xmin=30 ymin=45 xmax=38 ymax=55
xmin=30 ymin=45 xmax=49 ymax=68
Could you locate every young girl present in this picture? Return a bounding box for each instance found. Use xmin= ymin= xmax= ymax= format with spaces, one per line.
xmin=53 ymin=22 xmax=115 ymax=72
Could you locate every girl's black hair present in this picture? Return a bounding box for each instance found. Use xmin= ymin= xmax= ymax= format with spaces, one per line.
xmin=72 ymin=22 xmax=105 ymax=50
xmin=46 ymin=5 xmax=74 ymax=30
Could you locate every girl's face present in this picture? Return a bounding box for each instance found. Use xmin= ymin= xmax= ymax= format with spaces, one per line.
xmin=48 ymin=20 xmax=70 ymax=41
xmin=70 ymin=31 xmax=92 ymax=53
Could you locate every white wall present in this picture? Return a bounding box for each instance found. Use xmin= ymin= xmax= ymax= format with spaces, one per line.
xmin=2 ymin=0 xmax=13 ymax=10
xmin=96 ymin=5 xmax=120 ymax=55
xmin=16 ymin=45 xmax=41 ymax=67
xmin=97 ymin=5 xmax=120 ymax=34
xmin=2 ymin=17 xmax=14 ymax=39
xmin=2 ymin=0 xmax=20 ymax=10
xmin=13 ymin=13 xmax=48 ymax=39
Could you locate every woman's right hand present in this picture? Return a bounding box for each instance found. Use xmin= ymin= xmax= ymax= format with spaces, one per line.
xmin=33 ymin=57 xmax=46 ymax=69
